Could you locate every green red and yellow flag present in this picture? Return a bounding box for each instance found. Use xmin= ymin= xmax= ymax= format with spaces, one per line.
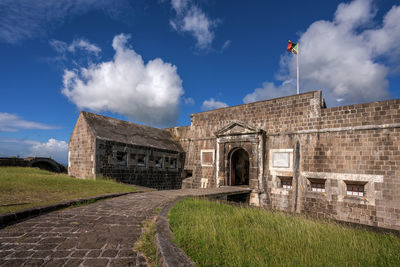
xmin=287 ymin=40 xmax=298 ymax=54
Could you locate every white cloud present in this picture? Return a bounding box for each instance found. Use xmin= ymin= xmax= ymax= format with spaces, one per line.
xmin=0 ymin=113 xmax=59 ymax=132
xmin=243 ymin=0 xmax=400 ymax=106
xmin=201 ymin=98 xmax=228 ymax=111
xmin=221 ymin=40 xmax=231 ymax=52
xmin=183 ymin=97 xmax=195 ymax=105
xmin=0 ymin=0 xmax=131 ymax=44
xmin=30 ymin=138 xmax=68 ymax=163
xmin=0 ymin=138 xmax=68 ymax=164
xmin=170 ymin=0 xmax=218 ymax=50
xmin=62 ymin=34 xmax=184 ymax=127
xmin=243 ymin=81 xmax=295 ymax=104
xmin=50 ymin=38 xmax=101 ymax=55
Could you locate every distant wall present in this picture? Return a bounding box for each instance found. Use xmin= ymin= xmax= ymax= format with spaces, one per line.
xmin=0 ymin=157 xmax=66 ymax=173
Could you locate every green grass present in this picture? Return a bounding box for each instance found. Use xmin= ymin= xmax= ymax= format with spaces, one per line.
xmin=168 ymin=198 xmax=400 ymax=267
xmin=0 ymin=167 xmax=136 ymax=214
xmin=135 ymin=207 xmax=163 ymax=267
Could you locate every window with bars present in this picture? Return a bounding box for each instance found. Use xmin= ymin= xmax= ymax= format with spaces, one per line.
xmin=170 ymin=158 xmax=177 ymax=169
xmin=346 ymin=183 xmax=365 ymax=197
xmin=137 ymin=154 xmax=146 ymax=166
xmin=279 ymin=176 xmax=293 ymax=189
xmin=116 ymin=151 xmax=127 ymax=166
xmin=309 ymin=178 xmax=326 ymax=193
xmin=154 ymin=157 xmax=163 ymax=168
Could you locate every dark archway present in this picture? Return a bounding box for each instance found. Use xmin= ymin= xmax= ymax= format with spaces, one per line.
xmin=28 ymin=158 xmax=66 ymax=173
xmin=229 ymin=148 xmax=249 ymax=186
xmin=31 ymin=161 xmax=58 ymax=172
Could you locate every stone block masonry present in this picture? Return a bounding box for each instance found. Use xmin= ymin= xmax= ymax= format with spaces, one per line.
xmin=96 ymin=139 xmax=184 ymax=190
xmin=68 ymin=91 xmax=400 ymax=230
xmin=68 ymin=111 xmax=185 ymax=190
xmin=169 ymin=91 xmax=400 ymax=231
xmin=68 ymin=114 xmax=95 ymax=178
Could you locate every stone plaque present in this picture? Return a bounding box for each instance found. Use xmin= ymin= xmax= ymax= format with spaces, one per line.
xmin=201 ymin=150 xmax=214 ymax=166
xmin=272 ymin=152 xmax=290 ymax=168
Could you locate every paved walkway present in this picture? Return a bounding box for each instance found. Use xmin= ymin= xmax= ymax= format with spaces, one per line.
xmin=0 ymin=187 xmax=250 ymax=267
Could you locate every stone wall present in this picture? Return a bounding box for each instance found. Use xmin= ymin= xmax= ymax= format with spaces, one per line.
xmin=169 ymin=91 xmax=321 ymax=189
xmin=96 ymin=139 xmax=185 ymax=190
xmin=171 ymin=91 xmax=400 ymax=230
xmin=0 ymin=157 xmax=66 ymax=173
xmin=68 ymin=114 xmax=95 ymax=178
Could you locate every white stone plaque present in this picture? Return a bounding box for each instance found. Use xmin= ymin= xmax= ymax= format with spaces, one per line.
xmin=272 ymin=152 xmax=290 ymax=168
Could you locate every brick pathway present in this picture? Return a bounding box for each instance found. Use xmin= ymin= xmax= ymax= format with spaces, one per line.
xmin=0 ymin=187 xmax=250 ymax=267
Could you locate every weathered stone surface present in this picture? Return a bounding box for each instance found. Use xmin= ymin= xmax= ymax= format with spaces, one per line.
xmin=0 ymin=187 xmax=250 ymax=266
xmin=169 ymin=91 xmax=400 ymax=231
xmin=68 ymin=111 xmax=186 ymax=190
xmin=155 ymin=200 xmax=195 ymax=267
xmin=68 ymin=90 xmax=400 ymax=231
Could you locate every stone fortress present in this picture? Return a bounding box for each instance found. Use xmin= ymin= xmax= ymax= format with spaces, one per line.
xmin=69 ymin=91 xmax=400 ymax=231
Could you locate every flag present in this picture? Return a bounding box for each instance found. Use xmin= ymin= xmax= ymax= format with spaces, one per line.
xmin=287 ymin=40 xmax=298 ymax=54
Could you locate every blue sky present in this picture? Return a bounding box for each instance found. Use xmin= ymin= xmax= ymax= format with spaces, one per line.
xmin=0 ymin=0 xmax=399 ymax=164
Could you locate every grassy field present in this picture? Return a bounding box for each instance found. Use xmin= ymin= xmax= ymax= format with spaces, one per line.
xmin=0 ymin=167 xmax=136 ymax=214
xmin=168 ymin=198 xmax=400 ymax=267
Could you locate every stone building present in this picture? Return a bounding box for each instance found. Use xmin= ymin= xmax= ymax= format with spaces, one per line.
xmin=169 ymin=91 xmax=400 ymax=231
xmin=68 ymin=111 xmax=185 ymax=190
xmin=69 ymin=91 xmax=400 ymax=231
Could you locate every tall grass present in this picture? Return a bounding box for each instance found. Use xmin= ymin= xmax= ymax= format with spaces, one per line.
xmin=0 ymin=167 xmax=136 ymax=214
xmin=135 ymin=207 xmax=163 ymax=267
xmin=168 ymin=198 xmax=400 ymax=267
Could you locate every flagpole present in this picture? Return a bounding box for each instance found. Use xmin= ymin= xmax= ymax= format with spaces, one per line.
xmin=296 ymin=43 xmax=299 ymax=95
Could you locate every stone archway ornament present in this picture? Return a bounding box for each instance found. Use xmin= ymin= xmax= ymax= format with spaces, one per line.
xmin=214 ymin=121 xmax=265 ymax=206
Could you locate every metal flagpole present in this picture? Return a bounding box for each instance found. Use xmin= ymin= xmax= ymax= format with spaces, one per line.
xmin=296 ymin=43 xmax=299 ymax=95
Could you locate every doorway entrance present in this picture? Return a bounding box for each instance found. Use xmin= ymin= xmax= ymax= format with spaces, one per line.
xmin=229 ymin=148 xmax=249 ymax=186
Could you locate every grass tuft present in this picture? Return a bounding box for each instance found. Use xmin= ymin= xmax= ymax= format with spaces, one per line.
xmin=0 ymin=167 xmax=136 ymax=214
xmin=135 ymin=206 xmax=163 ymax=267
xmin=168 ymin=198 xmax=400 ymax=267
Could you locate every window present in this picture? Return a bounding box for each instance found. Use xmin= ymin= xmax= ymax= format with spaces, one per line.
xmin=154 ymin=157 xmax=163 ymax=168
xmin=346 ymin=182 xmax=365 ymax=197
xmin=279 ymin=176 xmax=293 ymax=189
xmin=116 ymin=152 xmax=127 ymax=166
xmin=309 ymin=178 xmax=326 ymax=193
xmin=137 ymin=154 xmax=146 ymax=166
xmin=184 ymin=169 xmax=193 ymax=178
xmin=170 ymin=158 xmax=177 ymax=169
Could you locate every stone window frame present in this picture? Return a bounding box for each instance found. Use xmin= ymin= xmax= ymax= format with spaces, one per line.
xmin=344 ymin=181 xmax=367 ymax=197
xmin=113 ymin=151 xmax=127 ymax=167
xmin=308 ymin=178 xmax=326 ymax=193
xmin=302 ymin=171 xmax=383 ymax=205
xmin=136 ymin=154 xmax=147 ymax=167
xmin=279 ymin=176 xmax=293 ymax=190
xmin=170 ymin=157 xmax=177 ymax=169
xmin=201 ymin=149 xmax=215 ymax=167
xmin=154 ymin=156 xmax=164 ymax=168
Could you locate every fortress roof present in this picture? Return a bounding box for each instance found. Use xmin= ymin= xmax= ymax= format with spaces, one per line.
xmin=81 ymin=111 xmax=183 ymax=152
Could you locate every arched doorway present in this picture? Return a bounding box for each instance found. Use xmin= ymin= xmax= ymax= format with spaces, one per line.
xmin=229 ymin=148 xmax=249 ymax=186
